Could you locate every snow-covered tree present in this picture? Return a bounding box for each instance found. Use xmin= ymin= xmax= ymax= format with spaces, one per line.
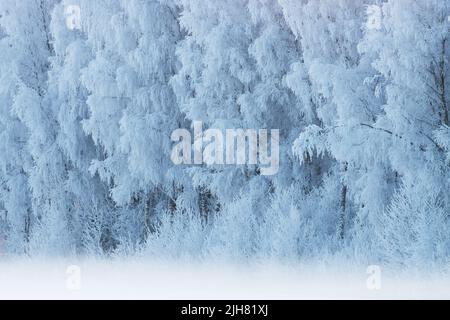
xmin=280 ymin=0 xmax=376 ymax=247
xmin=80 ymin=0 xmax=186 ymax=249
xmin=360 ymin=0 xmax=450 ymax=264
xmin=0 ymin=0 xmax=59 ymax=254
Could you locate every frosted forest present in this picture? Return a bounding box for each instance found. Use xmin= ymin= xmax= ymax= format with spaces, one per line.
xmin=0 ymin=0 xmax=450 ymax=270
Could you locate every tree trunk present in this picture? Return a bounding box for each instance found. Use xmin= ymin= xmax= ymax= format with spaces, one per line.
xmin=439 ymin=38 xmax=448 ymax=126
xmin=339 ymin=162 xmax=348 ymax=240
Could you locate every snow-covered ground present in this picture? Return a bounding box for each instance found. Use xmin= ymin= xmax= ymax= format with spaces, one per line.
xmin=0 ymin=258 xmax=449 ymax=299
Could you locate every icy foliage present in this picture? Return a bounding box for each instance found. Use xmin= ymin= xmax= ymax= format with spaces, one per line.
xmin=0 ymin=0 xmax=449 ymax=268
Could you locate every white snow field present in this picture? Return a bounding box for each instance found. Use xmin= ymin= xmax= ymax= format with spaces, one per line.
xmin=1 ymin=258 xmax=450 ymax=300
